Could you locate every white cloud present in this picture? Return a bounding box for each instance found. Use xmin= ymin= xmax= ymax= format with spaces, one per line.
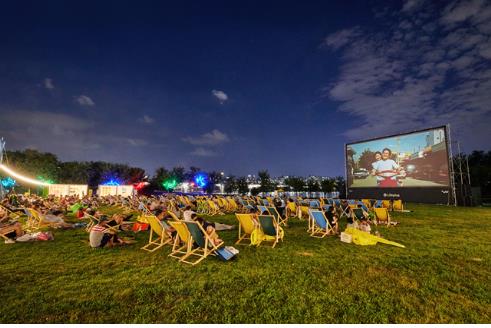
xmin=190 ymin=147 xmax=216 ymax=157
xmin=74 ymin=95 xmax=95 ymax=107
xmin=323 ymin=0 xmax=491 ymax=147
xmin=182 ymin=129 xmax=230 ymax=145
xmin=212 ymin=89 xmax=228 ymax=104
xmin=323 ymin=27 xmax=361 ymax=50
xmin=138 ymin=115 xmax=155 ymax=124
xmin=440 ymin=0 xmax=485 ymax=25
xmin=43 ymin=78 xmax=54 ymax=90
xmin=127 ymin=138 xmax=148 ymax=146
xmin=401 ymin=0 xmax=424 ymax=12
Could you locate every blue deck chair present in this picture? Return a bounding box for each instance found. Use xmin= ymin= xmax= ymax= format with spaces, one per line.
xmin=374 ymin=200 xmax=383 ymax=208
xmin=309 ymin=210 xmax=334 ymax=238
xmin=309 ymin=200 xmax=321 ymax=209
xmin=258 ymin=205 xmax=269 ymax=215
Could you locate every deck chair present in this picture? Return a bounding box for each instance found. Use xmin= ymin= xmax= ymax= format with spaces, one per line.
xmin=382 ymin=200 xmax=392 ymax=209
xmin=257 ymin=205 xmax=269 ymax=215
xmin=286 ymin=201 xmax=297 ymax=218
xmin=309 ymin=200 xmax=321 ymax=209
xmin=168 ymin=221 xmax=193 ymax=260
xmin=181 ymin=221 xmax=224 ymax=265
xmin=254 ymin=215 xmax=284 ymax=248
xmin=0 ymin=205 xmax=22 ymax=221
xmin=267 ymin=206 xmax=288 ymax=226
xmin=24 ymin=208 xmax=57 ymax=231
xmin=374 ymin=207 xmax=391 ymax=226
xmin=393 ymin=199 xmax=404 ymax=211
xmin=141 ymin=215 xmax=173 ymax=252
xmin=0 ymin=225 xmax=17 ymax=241
xmin=350 ymin=207 xmax=367 ymax=224
xmin=374 ymin=200 xmax=383 ymax=208
xmin=309 ymin=210 xmax=334 ymax=238
xmin=297 ymin=205 xmax=310 ymax=220
xmin=235 ymin=213 xmax=256 ymax=245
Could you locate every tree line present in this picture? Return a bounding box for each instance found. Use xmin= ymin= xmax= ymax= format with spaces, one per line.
xmin=1 ymin=149 xmax=490 ymax=197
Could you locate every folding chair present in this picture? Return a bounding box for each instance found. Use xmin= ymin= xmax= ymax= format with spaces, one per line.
xmin=235 ymin=213 xmax=256 ymax=245
xmin=392 ymin=199 xmax=404 ymax=211
xmin=374 ymin=207 xmax=391 ymax=226
xmin=309 ymin=210 xmax=335 ymax=238
xmin=141 ymin=215 xmax=173 ymax=252
xmin=181 ymin=221 xmax=224 ymax=265
xmin=253 ymin=215 xmax=284 ymax=248
xmin=267 ymin=206 xmax=288 ymax=227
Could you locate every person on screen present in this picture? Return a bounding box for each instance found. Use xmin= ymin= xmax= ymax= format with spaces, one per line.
xmin=373 ymin=148 xmax=400 ymax=187
xmin=371 ymin=151 xmax=383 ymax=183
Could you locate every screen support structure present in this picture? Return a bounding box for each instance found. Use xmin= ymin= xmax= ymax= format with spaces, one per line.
xmin=0 ymin=138 xmax=5 ymax=199
xmin=446 ymin=125 xmax=458 ymax=206
xmin=450 ymin=139 xmax=472 ymax=206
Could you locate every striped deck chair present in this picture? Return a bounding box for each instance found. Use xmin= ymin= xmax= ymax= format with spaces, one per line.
xmin=309 ymin=210 xmax=334 ymax=238
xmin=235 ymin=213 xmax=256 ymax=245
xmin=141 ymin=215 xmax=172 ymax=252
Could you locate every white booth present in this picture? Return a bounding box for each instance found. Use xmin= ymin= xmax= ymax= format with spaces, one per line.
xmin=97 ymin=185 xmax=134 ymax=197
xmin=48 ymin=184 xmax=88 ymax=197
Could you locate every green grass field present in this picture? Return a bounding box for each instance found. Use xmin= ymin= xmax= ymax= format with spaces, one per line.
xmin=0 ymin=204 xmax=490 ymax=323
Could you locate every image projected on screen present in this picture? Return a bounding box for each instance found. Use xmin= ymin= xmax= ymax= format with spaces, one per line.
xmin=346 ymin=127 xmax=450 ymax=188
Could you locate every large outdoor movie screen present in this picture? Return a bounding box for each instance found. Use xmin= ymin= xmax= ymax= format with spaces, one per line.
xmin=346 ymin=127 xmax=450 ymax=189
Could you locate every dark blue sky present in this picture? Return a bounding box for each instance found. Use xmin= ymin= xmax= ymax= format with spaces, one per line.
xmin=1 ymin=0 xmax=490 ymax=177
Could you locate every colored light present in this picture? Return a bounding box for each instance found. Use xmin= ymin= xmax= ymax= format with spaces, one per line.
xmin=162 ymin=178 xmax=178 ymax=190
xmin=0 ymin=164 xmax=51 ymax=186
xmin=194 ymin=173 xmax=209 ymax=188
xmin=1 ymin=177 xmax=16 ymax=189
xmin=103 ymin=179 xmax=121 ymax=186
xmin=134 ymin=182 xmax=149 ymax=190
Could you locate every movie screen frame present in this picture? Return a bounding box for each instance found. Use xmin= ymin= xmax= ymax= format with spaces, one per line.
xmin=345 ymin=126 xmax=451 ymax=190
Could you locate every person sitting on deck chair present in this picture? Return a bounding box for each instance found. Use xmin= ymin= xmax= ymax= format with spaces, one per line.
xmin=191 ymin=213 xmax=223 ymax=245
xmin=323 ymin=206 xmax=339 ymax=234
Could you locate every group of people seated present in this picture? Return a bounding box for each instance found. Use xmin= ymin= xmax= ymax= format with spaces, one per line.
xmin=1 ymin=190 xmax=388 ymax=247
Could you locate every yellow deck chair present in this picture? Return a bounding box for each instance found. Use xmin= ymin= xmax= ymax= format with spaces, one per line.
xmin=235 ymin=213 xmax=256 ymax=245
xmin=141 ymin=215 xmax=172 ymax=252
xmin=382 ymin=200 xmax=391 ymax=209
xmin=168 ymin=221 xmax=192 ymax=260
xmin=25 ymin=208 xmax=54 ymax=231
xmin=298 ymin=205 xmax=310 ymax=220
xmin=374 ymin=207 xmax=391 ymax=226
xmin=393 ymin=200 xmax=404 ymax=211
xmin=362 ymin=199 xmax=372 ymax=209
xmin=286 ymin=201 xmax=297 ymax=218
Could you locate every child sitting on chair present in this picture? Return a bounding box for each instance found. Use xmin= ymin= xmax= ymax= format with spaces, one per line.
xmin=192 ymin=214 xmax=223 ymax=245
xmin=324 ymin=206 xmax=339 ymax=234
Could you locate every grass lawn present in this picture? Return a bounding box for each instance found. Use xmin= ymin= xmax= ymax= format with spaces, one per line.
xmin=0 ymin=204 xmax=490 ymax=323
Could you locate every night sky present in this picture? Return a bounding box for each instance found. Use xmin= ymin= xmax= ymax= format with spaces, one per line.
xmin=0 ymin=0 xmax=490 ymax=177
